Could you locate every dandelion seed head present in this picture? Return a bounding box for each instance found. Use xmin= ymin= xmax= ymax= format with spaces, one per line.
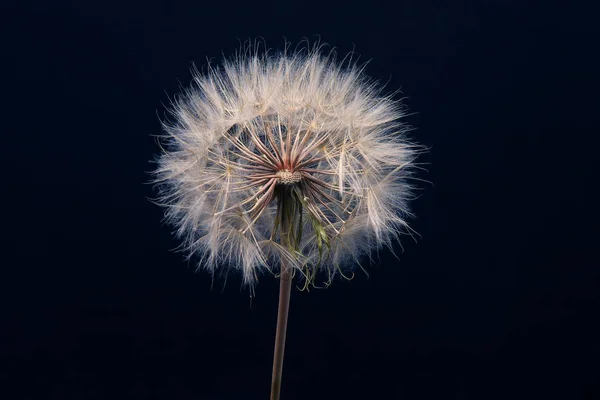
xmin=276 ymin=170 xmax=302 ymax=185
xmin=151 ymin=40 xmax=424 ymax=289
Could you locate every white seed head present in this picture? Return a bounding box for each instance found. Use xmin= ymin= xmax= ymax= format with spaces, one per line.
xmin=151 ymin=41 xmax=423 ymax=289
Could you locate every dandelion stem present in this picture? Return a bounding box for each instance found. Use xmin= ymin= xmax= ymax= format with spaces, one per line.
xmin=270 ymin=189 xmax=295 ymax=400
xmin=269 ymin=260 xmax=292 ymax=400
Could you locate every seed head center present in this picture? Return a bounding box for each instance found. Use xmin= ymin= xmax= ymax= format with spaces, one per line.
xmin=276 ymin=169 xmax=302 ymax=185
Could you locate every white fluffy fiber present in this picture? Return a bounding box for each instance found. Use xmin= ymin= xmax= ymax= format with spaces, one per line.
xmin=152 ymin=41 xmax=422 ymax=288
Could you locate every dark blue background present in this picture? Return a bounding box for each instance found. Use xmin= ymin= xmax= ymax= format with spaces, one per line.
xmin=1 ymin=1 xmax=598 ymax=399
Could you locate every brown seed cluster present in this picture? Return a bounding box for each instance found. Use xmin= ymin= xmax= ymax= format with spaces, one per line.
xmin=276 ymin=169 xmax=302 ymax=185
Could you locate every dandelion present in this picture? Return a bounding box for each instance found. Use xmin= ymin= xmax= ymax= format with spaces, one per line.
xmin=151 ymin=40 xmax=423 ymax=400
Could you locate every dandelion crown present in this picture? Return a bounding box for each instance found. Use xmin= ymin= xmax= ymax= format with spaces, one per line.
xmin=152 ymin=41 xmax=422 ymax=292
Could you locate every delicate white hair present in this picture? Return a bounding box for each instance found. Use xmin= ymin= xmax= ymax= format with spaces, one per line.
xmin=152 ymin=40 xmax=424 ymax=290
